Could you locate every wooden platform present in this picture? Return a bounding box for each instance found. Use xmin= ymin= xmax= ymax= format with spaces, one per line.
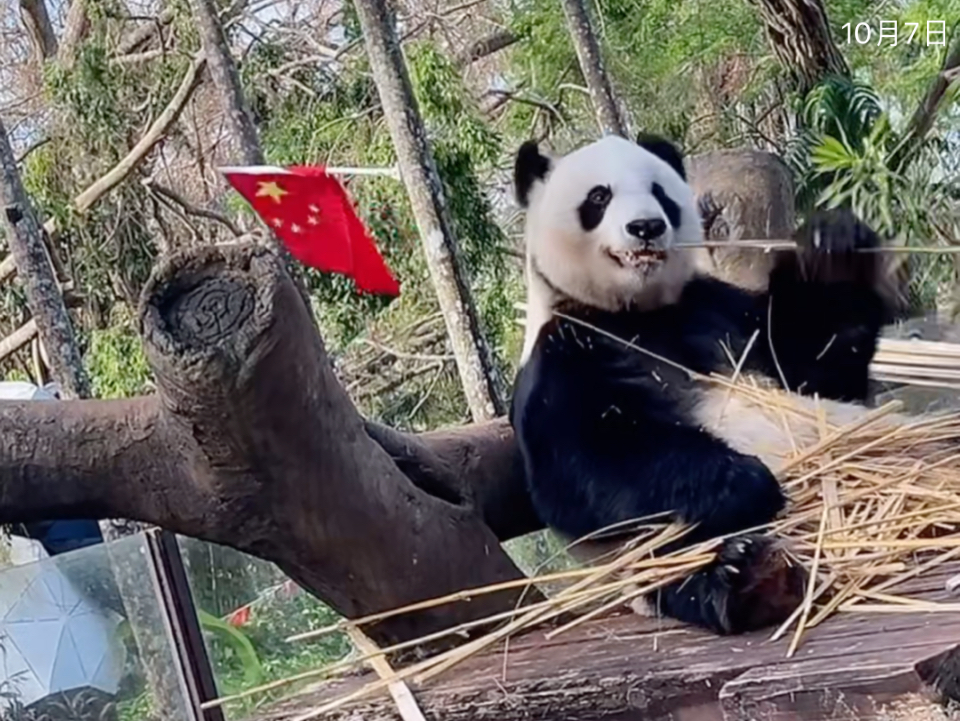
xmin=249 ymin=565 xmax=960 ymax=721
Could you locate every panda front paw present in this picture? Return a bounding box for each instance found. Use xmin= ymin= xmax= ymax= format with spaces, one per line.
xmin=796 ymin=208 xmax=880 ymax=254
xmin=791 ymin=208 xmax=883 ymax=286
xmin=708 ymin=533 xmax=807 ymax=634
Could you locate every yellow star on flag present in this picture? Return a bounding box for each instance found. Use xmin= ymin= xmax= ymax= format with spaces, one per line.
xmin=256 ymin=181 xmax=288 ymax=203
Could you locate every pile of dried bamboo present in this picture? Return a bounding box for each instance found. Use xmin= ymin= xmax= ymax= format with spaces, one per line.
xmin=712 ymin=377 xmax=960 ymax=656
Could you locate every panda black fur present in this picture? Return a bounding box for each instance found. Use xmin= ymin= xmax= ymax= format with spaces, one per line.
xmin=510 ymin=133 xmax=901 ymax=635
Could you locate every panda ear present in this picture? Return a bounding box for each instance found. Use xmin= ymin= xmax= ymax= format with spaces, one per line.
xmin=514 ymin=141 xmax=552 ymax=208
xmin=636 ymin=133 xmax=687 ymax=182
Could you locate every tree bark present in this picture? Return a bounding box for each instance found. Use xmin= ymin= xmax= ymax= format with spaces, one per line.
xmin=747 ymin=0 xmax=850 ymax=94
xmin=57 ymin=0 xmax=90 ymax=70
xmin=114 ymin=9 xmax=176 ymax=56
xmin=0 ymin=243 xmax=538 ymax=648
xmin=190 ymin=0 xmax=265 ymax=166
xmin=559 ymin=0 xmax=627 ymax=137
xmin=0 ymin=117 xmax=91 ymax=400
xmin=351 ymin=0 xmax=506 ymax=422
xmin=18 ymin=0 xmax=58 ymax=66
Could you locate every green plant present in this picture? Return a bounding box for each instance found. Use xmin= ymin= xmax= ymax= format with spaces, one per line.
xmin=198 ymin=609 xmax=265 ymax=690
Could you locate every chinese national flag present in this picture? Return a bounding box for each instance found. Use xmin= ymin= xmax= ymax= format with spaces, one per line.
xmin=219 ymin=165 xmax=400 ymax=297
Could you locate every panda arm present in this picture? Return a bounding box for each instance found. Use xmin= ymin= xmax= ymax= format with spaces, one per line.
xmin=761 ymin=210 xmax=891 ymax=402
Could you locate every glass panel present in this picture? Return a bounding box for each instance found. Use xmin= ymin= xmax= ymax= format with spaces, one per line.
xmin=0 ymin=532 xmax=191 ymax=721
xmin=176 ymin=537 xmax=351 ymax=720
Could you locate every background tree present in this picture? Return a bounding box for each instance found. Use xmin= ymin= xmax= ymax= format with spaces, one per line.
xmin=351 ymin=0 xmax=506 ymax=422
xmin=559 ymin=0 xmax=627 ymax=136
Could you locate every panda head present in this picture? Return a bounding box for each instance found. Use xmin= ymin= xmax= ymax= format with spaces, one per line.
xmin=515 ymin=134 xmax=706 ymax=317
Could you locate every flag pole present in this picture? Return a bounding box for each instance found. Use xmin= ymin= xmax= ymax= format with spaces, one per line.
xmin=324 ymin=166 xmax=401 ymax=180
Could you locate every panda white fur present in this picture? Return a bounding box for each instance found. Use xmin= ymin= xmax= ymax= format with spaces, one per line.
xmin=510 ymin=133 xmax=903 ymax=635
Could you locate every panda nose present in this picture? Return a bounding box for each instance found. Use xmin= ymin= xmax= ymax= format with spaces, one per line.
xmin=626 ymin=218 xmax=667 ymax=242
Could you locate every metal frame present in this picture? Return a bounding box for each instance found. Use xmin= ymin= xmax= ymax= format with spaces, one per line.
xmin=144 ymin=528 xmax=226 ymax=721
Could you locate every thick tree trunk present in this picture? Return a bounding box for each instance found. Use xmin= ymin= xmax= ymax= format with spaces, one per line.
xmin=189 ymin=0 xmax=264 ymax=166
xmin=747 ymin=0 xmax=850 ymax=94
xmin=0 ymin=243 xmax=538 ymax=648
xmin=351 ymin=0 xmax=506 ymax=422
xmin=559 ymin=0 xmax=626 ymax=137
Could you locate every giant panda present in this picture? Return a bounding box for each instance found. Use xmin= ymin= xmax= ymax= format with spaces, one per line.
xmin=510 ymin=132 xmax=904 ymax=636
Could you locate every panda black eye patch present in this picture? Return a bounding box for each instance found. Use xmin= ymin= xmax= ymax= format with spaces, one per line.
xmin=652 ymin=182 xmax=682 ymax=229
xmin=578 ymin=185 xmax=612 ymax=231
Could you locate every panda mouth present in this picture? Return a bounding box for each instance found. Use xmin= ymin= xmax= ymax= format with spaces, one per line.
xmin=606 ymin=248 xmax=667 ymax=269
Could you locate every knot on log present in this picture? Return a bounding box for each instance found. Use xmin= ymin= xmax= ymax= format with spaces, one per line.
xmin=167 ymin=276 xmax=255 ymax=347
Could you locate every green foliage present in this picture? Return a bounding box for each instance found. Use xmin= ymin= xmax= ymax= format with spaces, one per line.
xmin=17 ymin=26 xmax=195 ymax=332
xmin=779 ymin=61 xmax=958 ymax=311
xmin=85 ymin=317 xmax=153 ymax=399
xmin=204 ymin=587 xmax=351 ymax=717
xmin=784 ymin=74 xmax=883 ymax=213
xmin=116 ymin=692 xmax=153 ymax=721
xmin=502 ymin=0 xmax=765 ymax=148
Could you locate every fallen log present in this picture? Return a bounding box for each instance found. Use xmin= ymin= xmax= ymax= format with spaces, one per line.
xmin=251 ymin=563 xmax=960 ymax=721
xmin=0 ymin=242 xmax=539 ymax=649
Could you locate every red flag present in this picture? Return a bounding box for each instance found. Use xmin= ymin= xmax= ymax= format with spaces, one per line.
xmin=219 ymin=165 xmax=400 ymax=296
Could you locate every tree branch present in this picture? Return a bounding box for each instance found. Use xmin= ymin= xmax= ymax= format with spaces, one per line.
xmin=142 ymin=177 xmax=243 ymax=237
xmin=0 ymin=319 xmax=38 ymax=362
xmin=0 ymin=396 xmax=198 ymax=527
xmin=1 ymin=58 xmax=204 ymax=289
xmin=73 ymin=55 xmax=207 ymax=215
xmin=364 ymin=418 xmax=540 ymax=541
xmin=115 ymin=9 xmax=176 ymax=56
xmin=455 ymin=30 xmax=519 ymax=67
xmin=0 ymin=255 xmax=14 ymax=284
xmin=892 ymin=23 xmax=960 ymax=169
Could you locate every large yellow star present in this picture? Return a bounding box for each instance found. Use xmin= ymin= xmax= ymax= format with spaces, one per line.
xmin=256 ymin=181 xmax=288 ymax=203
